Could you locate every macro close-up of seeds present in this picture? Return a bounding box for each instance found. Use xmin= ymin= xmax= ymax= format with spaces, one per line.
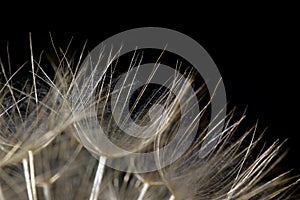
xmin=0 ymin=26 xmax=299 ymax=200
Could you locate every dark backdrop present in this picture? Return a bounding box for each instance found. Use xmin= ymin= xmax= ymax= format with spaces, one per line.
xmin=0 ymin=11 xmax=299 ymax=175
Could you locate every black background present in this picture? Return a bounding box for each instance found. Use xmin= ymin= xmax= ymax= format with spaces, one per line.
xmin=0 ymin=7 xmax=299 ymax=176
